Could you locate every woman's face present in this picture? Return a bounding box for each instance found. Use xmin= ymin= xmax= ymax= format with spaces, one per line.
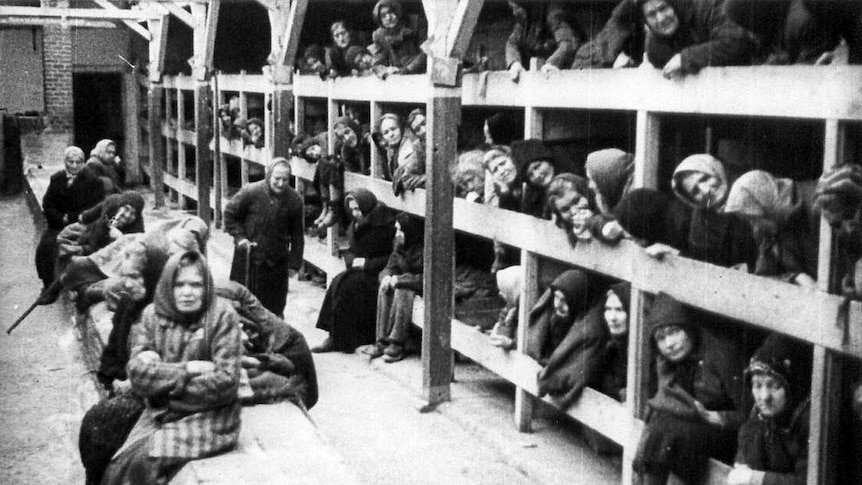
xmin=335 ymin=125 xmax=358 ymax=148
xmin=604 ymin=292 xmax=628 ymax=336
xmin=681 ymin=171 xmax=726 ymax=209
xmin=552 ymin=290 xmax=570 ymax=319
xmin=305 ymin=144 xmax=323 ymax=161
xmin=526 ymin=160 xmax=554 ymax=188
xmin=487 ymin=154 xmax=518 ymax=187
xmin=642 ymin=0 xmax=679 ymax=38
xmin=553 ymin=188 xmax=593 ymax=236
xmin=173 ymin=264 xmax=205 ymax=314
xmin=65 ymin=153 xmax=86 ymax=176
xmin=379 ymin=6 xmax=399 ymax=29
xmin=269 ymin=164 xmax=290 ymax=194
xmin=409 ymin=114 xmax=427 ymax=139
xmin=248 ymin=123 xmax=263 ymax=143
xmin=220 ymin=110 xmax=232 ymax=125
xmin=111 ymin=204 xmax=138 ymax=229
xmin=380 ymin=118 xmax=402 ymax=148
xmin=356 ymin=53 xmax=375 ymax=70
xmin=102 ymin=143 xmax=117 ymax=163
xmin=654 ymin=325 xmax=694 ymax=362
xmin=751 ymin=373 xmax=789 ymax=418
xmin=331 ymin=24 xmax=351 ymax=48
xmin=348 ymin=198 xmax=363 ymax=221
xmin=459 ymin=170 xmax=484 ymax=195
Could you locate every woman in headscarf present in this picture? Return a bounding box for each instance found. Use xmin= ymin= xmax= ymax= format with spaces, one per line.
xmin=333 ymin=115 xmax=368 ymax=175
xmin=313 ymin=189 xmax=397 ymax=353
xmin=724 ymin=170 xmax=819 ymax=286
xmin=101 ymin=251 xmax=242 ymax=485
xmin=593 ymin=282 xmax=631 ymax=403
xmin=364 ymin=212 xmax=424 ymax=363
xmin=586 ymin=148 xmax=635 ymax=216
xmin=672 ymin=154 xmax=758 ymax=269
xmin=512 ymin=139 xmax=557 ymax=219
xmin=814 ymin=163 xmax=862 ymax=300
xmin=633 ymin=294 xmax=744 ymax=485
xmin=87 ymin=139 xmax=125 ymax=194
xmin=728 ymin=334 xmax=812 ymax=485
xmin=371 ymin=0 xmax=427 ymax=79
xmin=526 ymin=269 xmax=612 ymax=409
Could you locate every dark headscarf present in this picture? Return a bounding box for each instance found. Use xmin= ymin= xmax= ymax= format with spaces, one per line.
xmin=814 ymin=163 xmax=862 ymax=217
xmin=550 ymin=269 xmax=604 ymax=319
xmin=396 ymin=212 xmax=424 ymax=248
xmin=745 ymin=334 xmax=812 ymax=409
xmin=585 ymin=148 xmax=634 ymax=213
xmin=152 ymin=251 xmax=215 ymax=322
xmin=373 ymin=0 xmax=403 ymax=27
xmin=512 ymin=139 xmax=556 ymax=185
xmin=646 ymin=293 xmax=700 ymax=353
xmin=333 ymin=116 xmax=361 ymax=140
xmin=345 ymin=188 xmax=378 ymax=217
xmin=608 ymin=281 xmax=631 ymax=314
xmin=485 ymin=113 xmax=519 ymax=146
xmin=613 ymin=188 xmax=692 ymax=251
xmin=265 ymin=157 xmax=291 ymax=187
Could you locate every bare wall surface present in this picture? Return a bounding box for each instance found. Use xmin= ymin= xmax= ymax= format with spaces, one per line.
xmin=0 ymin=28 xmax=45 ymax=114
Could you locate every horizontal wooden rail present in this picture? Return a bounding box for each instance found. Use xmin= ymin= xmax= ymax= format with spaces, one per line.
xmin=214 ymin=137 xmax=269 ymax=165
xmin=161 ymin=75 xmax=197 ymax=90
xmin=294 ymin=66 xmax=862 ymax=120
xmin=344 ymin=173 xmax=862 ymax=357
xmin=216 ymin=74 xmax=272 ymax=93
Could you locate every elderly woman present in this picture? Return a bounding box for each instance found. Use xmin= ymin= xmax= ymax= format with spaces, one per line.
xmin=101 ymin=252 xmax=242 ymax=485
xmin=725 ymin=170 xmax=819 ymax=285
xmin=36 ymin=146 xmax=105 ymax=298
xmin=451 ymin=150 xmax=487 ymax=203
xmin=814 ymin=164 xmax=862 ymax=300
xmin=377 ymin=113 xmax=424 ymax=194
xmin=314 ymin=189 xmax=396 ymax=353
xmin=325 ymin=20 xmax=356 ymax=78
xmin=87 ymin=139 xmax=125 ymax=194
xmin=371 ymin=0 xmax=427 ymax=79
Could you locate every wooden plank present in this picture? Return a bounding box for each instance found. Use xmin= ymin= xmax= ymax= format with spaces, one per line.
xmin=422 ymin=94 xmax=459 ymax=405
xmin=623 ymin=287 xmax=650 ymax=485
xmin=202 ymin=0 xmax=220 ymax=80
xmin=195 ymin=81 xmax=213 ymax=226
xmin=162 ymin=3 xmax=194 ymax=28
xmin=633 ymin=111 xmax=660 ymax=189
xmin=274 ymin=0 xmax=309 ymax=68
xmin=272 ymin=87 xmax=292 ymax=159
xmin=148 ymin=85 xmax=165 ymax=207
xmin=0 ymin=6 xmax=151 ymax=20
xmin=514 ymin=251 xmax=538 ymax=432
xmin=460 ymin=67 xmax=862 ymax=120
xmin=216 ymin=74 xmax=271 ymax=93
xmin=147 ymin=14 xmax=169 ymax=82
xmin=296 ymin=74 xmax=431 ymax=104
xmin=91 ymin=0 xmax=151 ymax=39
xmin=445 ymin=0 xmax=485 ymax=59
xmin=0 ymin=17 xmax=119 ymax=29
xmin=524 ymin=107 xmax=542 ymax=138
xmin=251 ymin=0 xmax=277 ymax=11
xmin=369 ymin=101 xmax=383 ymax=179
xmin=123 ymin=70 xmax=141 ymax=185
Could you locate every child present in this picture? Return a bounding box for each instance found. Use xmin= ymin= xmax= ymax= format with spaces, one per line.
xmin=633 ymin=294 xmax=744 ymax=485
xmin=728 ymin=334 xmax=811 ymax=485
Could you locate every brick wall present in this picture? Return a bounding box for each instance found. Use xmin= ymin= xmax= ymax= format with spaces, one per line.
xmin=41 ymin=0 xmax=73 ymax=132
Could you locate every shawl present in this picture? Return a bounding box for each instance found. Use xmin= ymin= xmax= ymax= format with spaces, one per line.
xmin=671 ymin=153 xmax=730 ymax=210
xmin=153 ymin=251 xmax=215 ymax=322
xmin=725 ymin=170 xmax=800 ymax=223
xmin=585 ymin=148 xmax=634 ymax=214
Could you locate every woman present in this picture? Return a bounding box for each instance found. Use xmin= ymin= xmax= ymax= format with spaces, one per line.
xmin=728 ymin=334 xmax=811 ymax=485
xmin=87 ymin=139 xmax=125 ymax=194
xmin=512 ymin=139 xmax=557 ymax=219
xmin=483 ymin=113 xmax=520 ymax=147
xmin=546 ymin=173 xmax=597 ymax=246
xmin=633 ymin=294 xmax=744 ymax=485
xmin=333 ymin=115 xmax=368 ymax=175
xmin=724 ymin=170 xmax=819 ymax=285
xmin=451 ymin=150 xmax=487 ymax=203
xmin=325 ymin=20 xmax=356 ymax=78
xmin=101 ymin=251 xmax=242 ymax=485
xmin=377 ymin=113 xmax=424 ymax=195
xmin=483 ymin=145 xmax=523 ymax=212
xmin=365 ymin=213 xmax=424 ymax=363
xmin=371 ymin=0 xmax=427 ymax=78
xmin=594 ymin=282 xmax=630 ymax=402
xmin=585 ymin=148 xmax=635 ymax=216
xmin=314 ymin=189 xmax=396 ymax=353
xmin=672 ymin=154 xmax=758 ymax=269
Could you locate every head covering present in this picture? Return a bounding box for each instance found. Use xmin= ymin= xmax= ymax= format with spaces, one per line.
xmin=406 ymin=108 xmax=425 ymax=133
xmin=166 ymin=215 xmax=210 ymax=253
xmin=608 ymin=281 xmax=631 ymax=314
xmin=814 ymin=163 xmax=862 ymax=217
xmin=395 ymin=212 xmax=424 ymax=248
xmin=646 ymin=293 xmax=698 ymax=349
xmin=585 ymin=148 xmax=635 ymax=213
xmin=373 ymin=0 xmax=403 ymax=27
xmin=495 ymin=265 xmax=522 ymax=305
xmin=614 ymin=188 xmax=691 ymax=250
xmin=512 ymin=139 xmax=555 ymax=186
xmin=671 ymin=154 xmax=729 ymax=209
xmin=333 ymin=116 xmax=361 ymax=139
xmin=345 ymin=45 xmax=370 ymax=68
xmin=265 ymin=157 xmax=291 ymax=185
xmin=153 ymin=251 xmax=215 ymax=322
xmin=725 ymin=170 xmax=799 ymax=223
xmin=485 ymin=113 xmax=519 ymax=146
xmin=550 ymin=269 xmax=602 ymax=318
xmin=247 ymin=117 xmax=264 ymax=129
xmin=377 ymin=112 xmax=403 ymax=133
xmin=745 ymin=334 xmax=812 ymax=406
xmin=345 ymin=188 xmax=378 ymax=216
xmin=65 ymin=145 xmax=86 ymax=163
xmin=91 ymin=139 xmax=116 ymax=164
xmin=103 ymin=191 xmax=146 ymax=233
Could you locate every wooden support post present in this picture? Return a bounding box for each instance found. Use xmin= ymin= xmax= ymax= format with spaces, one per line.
xmin=370 ymin=101 xmax=383 ymax=179
xmin=147 ymin=13 xmax=169 ymax=83
xmin=147 ymin=84 xmax=165 ymax=207
xmin=177 ymin=87 xmax=187 ymax=203
xmin=123 ymin=69 xmax=142 ymax=185
xmin=195 ymin=80 xmax=213 ymax=226
xmin=422 ymin=92 xmax=459 ymax=405
xmin=808 ymin=119 xmax=844 ymax=485
xmin=212 ymin=75 xmax=223 ymax=227
xmin=524 ymin=107 xmax=543 ymax=139
xmin=273 ymin=0 xmax=309 ymax=69
xmin=633 ymin=111 xmax=660 ymax=190
xmin=515 ymin=250 xmax=539 ymax=431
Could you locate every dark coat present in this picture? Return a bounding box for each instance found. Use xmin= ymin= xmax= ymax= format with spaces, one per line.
xmin=379 ymin=213 xmax=424 ymax=293
xmin=687 ymin=208 xmax=759 ymax=270
xmin=735 ymin=399 xmax=809 ymax=485
xmin=506 ymin=3 xmax=582 ymax=69
xmin=572 ymin=0 xmax=644 ymax=68
xmin=42 ymin=168 xmax=106 ymax=231
xmin=86 ymin=157 xmax=125 ymax=194
xmin=371 ymin=24 xmax=426 ymax=74
xmin=644 ymin=0 xmax=756 ymax=73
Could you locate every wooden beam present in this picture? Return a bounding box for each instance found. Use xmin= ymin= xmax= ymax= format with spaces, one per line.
xmin=633 ymin=111 xmax=660 ymax=189
xmin=274 ymin=0 xmax=308 ymax=68
xmin=446 ymin=0 xmax=485 ymax=59
xmin=0 ymin=17 xmax=118 ymax=29
xmin=0 ymin=6 xmax=150 ymax=20
xmin=148 ymin=85 xmax=165 ymax=207
xmin=514 ymin=251 xmax=539 ymax=432
xmin=161 ymin=3 xmax=194 ymax=28
xmin=195 ymin=80 xmax=213 ymax=226
xmin=91 ymin=0 xmax=151 ymax=40
xmin=251 ymin=0 xmax=277 ymax=11
xmin=147 ymin=13 xmax=169 ymax=82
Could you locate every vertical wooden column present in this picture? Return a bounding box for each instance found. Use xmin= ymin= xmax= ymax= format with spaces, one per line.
xmin=195 ymin=80 xmax=213 ymax=226
xmin=212 ymin=75 xmax=223 ymax=227
xmin=123 ymin=69 xmax=141 ymax=185
xmin=271 ymin=80 xmax=293 ymax=159
xmin=177 ymin=87 xmax=187 ymax=209
xmin=624 ymin=110 xmax=661 ymax=485
xmin=370 ymin=101 xmax=383 ymax=178
xmin=422 ymin=91 xmax=460 ymax=405
xmin=808 ymin=119 xmax=844 ymax=485
xmin=148 ymin=84 xmax=165 ymax=207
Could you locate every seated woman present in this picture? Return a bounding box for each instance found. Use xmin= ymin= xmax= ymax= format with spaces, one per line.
xmin=546 ymin=173 xmax=597 ymax=246
xmin=512 ymin=139 xmax=557 ymax=219
xmin=101 ymin=251 xmax=242 ymax=485
xmin=636 ymin=0 xmax=756 ymax=79
xmin=325 ymin=20 xmax=356 ymax=78
xmin=633 ymin=294 xmax=744 ymax=485
xmin=724 ymin=170 xmax=819 ymax=286
xmin=593 ymin=282 xmax=631 ymax=403
xmin=526 ymin=269 xmax=611 ymax=408
xmin=314 ymin=189 xmax=396 ymax=353
xmin=506 ymin=1 xmax=583 ymax=82
xmin=364 ymin=213 xmax=424 ymax=363
xmin=376 ymin=113 xmax=423 ymax=192
xmin=371 ymin=0 xmax=427 ymax=79
xmin=672 ymin=154 xmax=758 ymax=269
xmin=87 ymin=139 xmax=125 ymax=194
xmin=728 ymin=334 xmax=811 ymax=485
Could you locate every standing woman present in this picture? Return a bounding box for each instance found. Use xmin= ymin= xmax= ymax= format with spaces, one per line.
xmin=101 ymin=251 xmax=242 ymax=485
xmin=36 ymin=146 xmax=105 ymax=296
xmin=314 ymin=189 xmax=396 ymax=353
xmin=87 ymin=139 xmax=125 ymax=194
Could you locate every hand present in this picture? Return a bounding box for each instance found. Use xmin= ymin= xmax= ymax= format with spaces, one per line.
xmin=186 ymin=360 xmax=216 ymax=376
xmin=508 ymin=61 xmax=524 ymax=82
xmin=727 ymin=465 xmax=754 ymax=485
xmin=137 ymin=350 xmax=161 ymax=364
xmin=465 ymin=191 xmax=480 ymax=203
xmin=108 ymin=227 xmax=123 ymax=240
xmin=645 ymin=243 xmax=680 ymax=259
xmin=793 ymin=273 xmax=817 ymax=289
xmin=662 ymin=54 xmax=684 ymax=80
xmin=618 ymin=388 xmax=627 ymax=403
xmin=241 ymin=356 xmax=262 ymax=369
xmin=237 ymin=238 xmax=252 ymax=250
xmin=613 ymin=52 xmax=634 ymax=68
xmin=352 ymin=257 xmax=366 ymax=269
xmin=539 ymin=63 xmax=559 ymax=74
xmin=693 ymin=399 xmax=724 ymax=427
xmin=601 ymin=221 xmax=624 ymax=240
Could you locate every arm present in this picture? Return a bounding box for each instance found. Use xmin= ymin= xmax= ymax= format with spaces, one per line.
xmin=42 ymin=176 xmax=66 ymax=228
xmin=680 ymin=0 xmax=754 ymax=72
xmin=127 ymin=307 xmax=190 ymax=399
xmin=393 ymin=272 xmax=422 ymax=292
xmin=506 ymin=17 xmax=526 ymax=68
xmin=223 ymin=187 xmax=250 ymax=244
xmin=544 ymin=16 xmax=578 ymax=68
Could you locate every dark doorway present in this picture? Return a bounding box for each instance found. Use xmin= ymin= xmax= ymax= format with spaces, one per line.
xmin=73 ymin=72 xmax=124 ymax=157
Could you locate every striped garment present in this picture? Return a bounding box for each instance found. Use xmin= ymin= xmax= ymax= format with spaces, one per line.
xmin=123 ymin=298 xmax=242 ymax=459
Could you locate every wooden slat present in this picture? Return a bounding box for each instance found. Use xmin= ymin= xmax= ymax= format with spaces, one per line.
xmin=161 ymin=75 xmax=197 ymax=91
xmin=633 ymin=111 xmax=660 ymax=189
xmin=295 ymin=75 xmax=431 ymax=104
xmin=446 ymin=0 xmax=485 ymax=59
xmin=147 ymin=13 xmax=169 ymax=82
xmin=273 ymin=0 xmax=308 ymax=69
xmin=0 ymin=17 xmax=118 ymax=28
xmin=161 ymin=3 xmax=193 ymax=28
xmin=148 ymin=86 xmax=165 ymax=207
xmin=215 ymin=74 xmax=271 ymax=93
xmin=0 ymin=6 xmax=151 ymax=20
xmin=514 ymin=251 xmax=539 ymax=432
